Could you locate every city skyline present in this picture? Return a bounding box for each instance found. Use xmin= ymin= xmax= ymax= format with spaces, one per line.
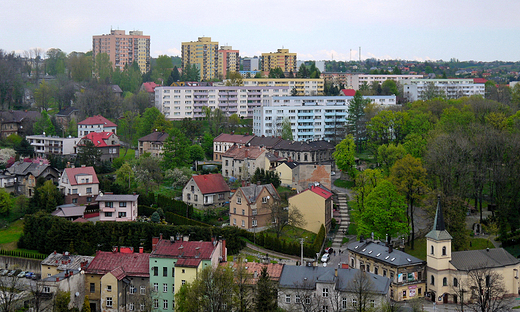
xmin=2 ymin=0 xmax=520 ymax=62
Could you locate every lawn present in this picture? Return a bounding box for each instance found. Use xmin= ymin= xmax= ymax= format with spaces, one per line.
xmin=119 ymin=148 xmax=135 ymax=161
xmin=334 ymin=179 xmax=355 ymax=189
xmin=0 ymin=219 xmax=24 ymax=250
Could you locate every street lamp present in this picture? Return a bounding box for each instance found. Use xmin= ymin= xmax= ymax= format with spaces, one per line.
xmin=300 ymin=238 xmax=304 ymax=266
xmin=253 ymin=216 xmax=257 ymax=245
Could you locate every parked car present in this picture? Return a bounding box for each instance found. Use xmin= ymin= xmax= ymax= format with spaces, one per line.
xmin=321 ymin=253 xmax=330 ymax=263
xmin=31 ymin=274 xmax=41 ymax=280
xmin=25 ymin=272 xmax=35 ymax=279
xmin=17 ymin=271 xmax=26 ymax=278
xmin=325 ymin=247 xmax=334 ymax=254
xmin=7 ymin=270 xmax=17 ymax=277
xmin=0 ymin=269 xmax=8 ymax=276
xmin=331 ymin=171 xmax=336 ymax=176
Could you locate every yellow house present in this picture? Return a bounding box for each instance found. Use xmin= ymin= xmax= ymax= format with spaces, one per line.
xmin=288 ymin=184 xmax=333 ymax=233
xmin=275 ymin=162 xmax=298 ymax=188
xmin=426 ymin=198 xmax=520 ymax=304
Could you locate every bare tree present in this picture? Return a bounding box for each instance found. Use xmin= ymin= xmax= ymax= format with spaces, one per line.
xmin=288 ymin=280 xmax=325 ymax=312
xmin=452 ymin=266 xmax=510 ymax=312
xmin=26 ymin=280 xmax=54 ymax=312
xmin=0 ymin=274 xmax=25 ymax=312
xmin=270 ymin=204 xmax=306 ymax=238
xmin=232 ymin=259 xmax=253 ymax=312
xmin=346 ymin=270 xmax=376 ymax=312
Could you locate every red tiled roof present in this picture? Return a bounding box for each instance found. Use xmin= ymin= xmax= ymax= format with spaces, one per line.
xmin=142 ymin=82 xmax=160 ymax=93
xmin=152 ymin=240 xmax=217 ymax=260
xmin=85 ymin=251 xmax=150 ymax=277
xmin=341 ymin=89 xmax=356 ymax=96
xmin=222 ymin=262 xmax=284 ymax=283
xmin=473 ymin=78 xmax=488 ymax=84
xmin=223 ymin=145 xmax=265 ymax=160
xmin=110 ymin=267 xmax=127 ymax=280
xmin=175 ymin=258 xmax=202 ymax=268
xmin=214 ymin=133 xmax=255 ymax=144
xmin=192 ymin=174 xmax=230 ymax=194
xmin=78 ymin=115 xmax=117 ymax=127
xmin=81 ymin=132 xmax=118 ymax=147
xmin=64 ymin=167 xmax=99 ymax=185
xmin=310 ymin=185 xmax=333 ymax=199
xmin=72 ymin=217 xmax=89 ymax=223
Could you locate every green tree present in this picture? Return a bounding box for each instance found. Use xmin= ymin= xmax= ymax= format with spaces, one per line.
xmin=281 ymin=117 xmax=293 ymax=140
xmin=354 ymin=169 xmax=383 ymax=213
xmin=201 ymin=132 xmax=214 ymax=159
xmin=137 ymin=107 xmax=163 ymax=138
xmin=357 ymin=179 xmax=409 ymax=239
xmin=268 ymin=67 xmax=285 ymax=78
xmin=162 ymin=128 xmax=191 ymax=170
xmin=270 ymin=203 xmax=305 ymax=238
xmin=377 ymin=143 xmax=407 ymax=176
xmin=0 ymin=189 xmax=11 ymax=216
xmin=118 ymin=111 xmax=140 ymax=147
xmin=36 ymin=180 xmax=63 ymax=213
xmin=332 ymin=134 xmax=356 ymax=179
xmin=419 ymin=82 xmax=446 ymax=101
xmin=33 ymin=111 xmax=56 ymax=136
xmin=45 ymin=48 xmax=66 ymax=76
xmin=381 ymin=79 xmax=399 ymax=95
xmin=76 ymin=141 xmax=102 ymax=167
xmin=154 ymin=55 xmax=173 ymax=83
xmin=166 ymin=66 xmax=181 ymax=85
xmin=34 ymin=80 xmax=55 ymax=111
xmin=225 ymin=72 xmax=243 ymax=86
xmin=94 ymin=53 xmax=113 ymax=82
xmin=346 ymin=91 xmax=371 ymax=149
xmin=67 ymin=52 xmax=92 ymax=82
xmin=255 ymin=267 xmax=278 ymax=312
xmin=54 ymin=291 xmax=71 ymax=312
xmin=151 ymin=211 xmax=160 ymax=223
xmin=133 ymin=156 xmax=163 ymax=193
xmin=389 ymin=155 xmax=429 ymax=249
xmin=81 ymin=296 xmax=91 ymax=312
xmin=189 ymin=144 xmax=205 ymax=162
xmin=115 ymin=162 xmax=134 ymax=191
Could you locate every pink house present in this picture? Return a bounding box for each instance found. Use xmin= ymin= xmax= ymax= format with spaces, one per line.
xmin=96 ymin=193 xmax=139 ymax=221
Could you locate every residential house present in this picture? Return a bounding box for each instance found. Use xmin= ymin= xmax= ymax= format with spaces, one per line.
xmin=347 ymin=239 xmax=426 ymax=302
xmin=0 ymin=110 xmax=40 ymax=138
xmin=52 ymin=203 xmax=87 ymax=221
xmin=426 ymin=198 xmax=520 ymax=304
xmin=41 ymin=251 xmax=93 ymax=279
xmin=229 ymin=183 xmax=280 ymax=230
xmin=149 ymin=235 xmax=227 ymax=311
xmin=85 ymin=247 xmax=151 ymax=312
xmin=0 ymin=173 xmax=16 ymax=193
xmin=77 ymin=115 xmax=117 ymax=137
xmin=248 ymin=136 xmax=283 ymax=151
xmin=96 ymin=193 xmax=139 ymax=222
xmin=278 ymin=266 xmax=390 ymax=311
xmin=182 ymin=173 xmax=230 ymax=209
xmin=221 ymin=145 xmax=267 ymax=180
xmin=138 ymin=132 xmax=169 ymax=158
xmin=40 ymin=266 xmax=89 ymax=311
xmin=272 ymin=140 xmax=335 ymax=165
xmin=59 ymin=166 xmax=99 ymax=205
xmin=224 ymin=261 xmax=284 ymax=284
xmin=275 ymin=162 xmax=332 ymax=192
xmin=77 ymin=131 xmax=120 ymax=162
xmin=26 ymin=134 xmax=78 ymax=157
xmin=213 ymin=133 xmax=255 ymax=161
xmin=140 ymin=82 xmax=161 ymax=106
xmin=6 ymin=160 xmax=60 ymax=197
xmin=288 ymin=184 xmax=333 ymax=234
xmin=55 ymin=106 xmax=79 ymax=131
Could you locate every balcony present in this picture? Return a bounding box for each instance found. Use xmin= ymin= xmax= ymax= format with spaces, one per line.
xmin=297 ymin=112 xmax=314 ymax=117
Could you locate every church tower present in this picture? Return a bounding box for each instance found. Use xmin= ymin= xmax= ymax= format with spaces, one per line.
xmin=426 ymin=197 xmax=452 ymax=302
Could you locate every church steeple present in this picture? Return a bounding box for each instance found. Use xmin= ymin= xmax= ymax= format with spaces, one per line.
xmin=426 ymin=196 xmax=452 ymax=241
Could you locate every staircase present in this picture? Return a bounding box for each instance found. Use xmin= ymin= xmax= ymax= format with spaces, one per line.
xmin=331 ymin=192 xmax=350 ymax=249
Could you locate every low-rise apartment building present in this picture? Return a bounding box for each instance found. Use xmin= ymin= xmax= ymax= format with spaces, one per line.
xmin=77 ymin=131 xmax=120 ymax=162
xmin=138 ymin=132 xmax=169 ymax=158
xmin=241 ymin=78 xmax=324 ymax=96
xmin=26 ymin=134 xmax=78 ymax=157
xmin=402 ymin=78 xmax=485 ymax=101
xmin=213 ymin=133 xmax=254 ymax=161
xmin=347 ymin=74 xmax=423 ymax=90
xmin=97 ymin=193 xmax=139 ymax=222
xmin=154 ymin=86 xmax=289 ymax=120
xmin=221 ymin=145 xmax=267 ymax=180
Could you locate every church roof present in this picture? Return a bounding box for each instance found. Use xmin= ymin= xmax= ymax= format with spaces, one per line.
xmin=425 ymin=197 xmax=452 ymax=241
xmin=450 ymin=248 xmax=519 ymax=271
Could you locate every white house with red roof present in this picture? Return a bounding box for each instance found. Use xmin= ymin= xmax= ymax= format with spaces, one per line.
xmin=288 ymin=183 xmax=333 ymax=233
xmin=77 ymin=115 xmax=117 ymax=137
xmin=59 ymin=166 xmax=99 ymax=205
xmin=182 ymin=173 xmax=230 ymax=209
xmin=77 ymin=131 xmax=120 ymax=162
xmin=213 ymin=133 xmax=255 ymax=161
xmin=85 ymin=247 xmax=150 ymax=312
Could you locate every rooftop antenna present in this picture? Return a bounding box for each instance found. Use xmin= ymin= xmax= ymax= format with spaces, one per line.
xmin=359 ymin=47 xmax=361 ymax=62
xmin=350 ymin=49 xmax=352 ymax=62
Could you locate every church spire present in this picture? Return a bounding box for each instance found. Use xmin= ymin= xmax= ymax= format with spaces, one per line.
xmin=433 ymin=195 xmax=446 ymax=231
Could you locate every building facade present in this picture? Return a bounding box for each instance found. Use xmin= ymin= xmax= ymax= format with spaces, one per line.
xmin=182 ymin=174 xmax=230 ymax=209
xmin=229 ymin=183 xmax=280 ymax=230
xmin=97 ymin=194 xmax=139 ymax=222
xmin=221 ymin=145 xmax=267 ymax=179
xmin=77 ymin=132 xmax=121 ymax=162
xmin=347 ymin=74 xmax=424 ymax=90
xmin=242 ymin=57 xmax=260 ymax=71
xmin=212 ymin=133 xmax=255 ymax=161
xmin=217 ymin=46 xmax=239 ymax=79
xmin=92 ymin=29 xmax=151 ymax=73
xmin=241 ymin=78 xmax=324 ymax=96
xmin=154 ymin=85 xmax=290 ymax=120
xmin=253 ymin=95 xmax=396 ymax=141
xmin=138 ymin=132 xmax=169 ymax=158
xmin=261 ymin=48 xmax=297 ymax=73
xmin=288 ymin=184 xmax=333 ymax=233
xmin=402 ymin=79 xmax=485 ymax=101
xmin=59 ymin=166 xmax=100 ymax=205
xmin=78 ymin=115 xmax=117 ymax=137
xmin=181 ymin=37 xmax=219 ymax=81
xmin=26 ymin=135 xmax=78 ymax=157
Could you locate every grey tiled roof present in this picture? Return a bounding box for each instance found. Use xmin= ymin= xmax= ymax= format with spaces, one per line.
xmin=240 ymin=183 xmax=280 ymax=204
xmin=450 ymin=248 xmax=519 ymax=271
xmin=7 ymin=161 xmax=55 ymax=178
xmin=273 ymin=139 xmax=335 ymax=152
xmin=248 ymin=136 xmax=283 ymax=149
xmin=52 ymin=204 xmax=86 ymax=218
xmin=279 ymin=161 xmax=299 ymax=169
xmin=279 ymin=265 xmax=390 ymax=295
xmin=347 ymin=240 xmax=425 ymax=267
xmin=41 ymin=252 xmax=94 ymax=272
xmin=96 ymin=194 xmax=139 ymax=202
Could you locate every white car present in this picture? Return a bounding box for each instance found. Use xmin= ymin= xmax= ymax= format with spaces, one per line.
xmin=321 ymin=253 xmax=330 ymax=263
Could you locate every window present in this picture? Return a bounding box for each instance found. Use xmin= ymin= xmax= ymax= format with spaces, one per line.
xmin=453 ymin=278 xmax=458 ymax=287
xmin=352 ymin=299 xmax=357 ymax=307
xmin=262 ymin=197 xmax=268 ymax=203
xmin=322 ymin=306 xmax=328 ymax=312
xmin=374 ymin=267 xmax=378 ymax=275
xmin=322 ymin=288 xmax=329 ymax=297
xmin=153 ymin=283 xmax=158 ymax=292
xmin=252 ymin=209 xmax=257 ymax=215
xmin=418 ymin=272 xmax=422 ymax=281
xmin=130 ymin=285 xmax=136 ymax=294
xmin=295 ymin=295 xmax=301 ymax=303
xmin=369 ymin=300 xmax=375 ymax=307
xmin=182 ymin=280 xmax=186 ymax=285
xmin=72 ymin=198 xmax=78 ymax=204
xmin=106 ymin=297 xmax=113 ymax=307
xmin=242 ymin=209 xmax=245 ymax=215
xmin=86 ymin=187 xmax=92 ymax=194
xmin=252 ymin=219 xmax=257 ymax=227
xmin=285 ymin=294 xmax=291 ymax=303
xmin=163 ymin=267 xmax=168 ymax=277
xmin=431 ymin=275 xmax=435 ymax=285
xmin=187 ymin=194 xmax=191 ymax=200
xmin=305 ymin=297 xmax=311 ymax=304
xmin=105 ymin=212 xmax=112 ymax=217
xmin=106 ymin=202 xmax=113 ymax=208
xmin=120 ymin=202 xmax=127 ymax=207
xmin=153 ymin=299 xmax=159 ymax=309
xmin=107 ymin=285 xmax=112 ymax=292
xmin=172 ymin=268 xmax=175 ymax=277
xmin=43 ymin=286 xmax=50 ymax=293
xmin=342 ymin=297 xmax=348 ymax=309
xmin=237 ymin=197 xmax=241 ymax=204
xmin=383 ymin=269 xmax=387 ymax=277
xmin=431 ymin=245 xmax=434 ymax=255
xmin=72 ymin=189 xmax=78 ymax=194
xmin=442 ymin=246 xmax=447 ymax=256
xmin=182 ymin=269 xmax=185 ymax=273
xmin=443 ymin=277 xmax=447 ymax=286
xmin=233 ymin=218 xmax=236 ymax=225
xmin=233 ymin=208 xmax=236 ymax=214
xmin=118 ymin=212 xmax=127 ymax=218
xmin=140 ymin=304 xmax=145 ymax=311
xmin=403 ymin=290 xmax=407 ymax=298
xmin=194 ymin=195 xmax=198 ymax=201
xmin=140 ymin=286 xmax=146 ymax=295
xmin=163 ymin=283 xmax=168 ymax=293
xmin=129 ymin=303 xmax=134 ymax=311
xmin=153 ymin=267 xmax=158 ymax=276
xmin=241 ymin=220 xmax=245 ymax=227
xmin=172 ymin=284 xmax=175 ymax=293
xmin=90 ymin=283 xmax=95 ymax=293
xmin=418 ymin=288 xmax=422 ymax=295
xmin=87 ymin=197 xmax=92 ymax=203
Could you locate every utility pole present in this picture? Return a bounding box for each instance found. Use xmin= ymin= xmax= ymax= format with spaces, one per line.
xmin=300 ymin=238 xmax=304 ymax=266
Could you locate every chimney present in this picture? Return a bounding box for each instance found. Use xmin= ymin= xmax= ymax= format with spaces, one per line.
xmin=152 ymin=237 xmax=159 ymax=252
xmin=39 ymin=159 xmax=43 ymax=166
xmin=160 ymin=233 xmax=163 ymax=240
xmin=54 ymin=250 xmax=57 ymax=255
xmin=139 ymin=247 xmax=144 ymax=254
xmin=389 ymin=245 xmax=393 ymax=253
xmin=335 ymin=268 xmax=338 ymax=277
xmin=241 ymin=180 xmax=245 ymax=187
xmin=245 ymin=150 xmax=248 ymax=158
xmin=183 ymin=235 xmax=189 ymax=242
xmin=221 ymin=239 xmax=226 ymax=259
xmin=112 ymin=246 xmax=118 ymax=253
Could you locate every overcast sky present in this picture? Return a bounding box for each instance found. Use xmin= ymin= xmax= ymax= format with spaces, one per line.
xmin=2 ymin=0 xmax=520 ymax=62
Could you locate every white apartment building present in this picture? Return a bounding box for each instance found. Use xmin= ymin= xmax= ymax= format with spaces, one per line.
xmin=26 ymin=135 xmax=79 ymax=157
xmin=154 ymin=86 xmax=290 ymax=120
xmin=347 ymin=74 xmax=424 ymax=90
xmin=253 ymin=95 xmax=397 ymax=141
xmin=402 ymin=79 xmax=485 ymax=101
xmin=241 ymin=78 xmax=324 ymax=96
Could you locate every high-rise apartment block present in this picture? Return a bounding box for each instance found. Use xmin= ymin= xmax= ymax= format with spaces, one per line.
xmin=92 ymin=29 xmax=150 ymax=73
xmin=261 ymin=48 xmax=297 ymax=73
xmin=217 ymin=46 xmax=240 ymax=79
xmin=181 ymin=37 xmax=219 ymax=81
xmin=242 ymin=57 xmax=260 ymax=71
